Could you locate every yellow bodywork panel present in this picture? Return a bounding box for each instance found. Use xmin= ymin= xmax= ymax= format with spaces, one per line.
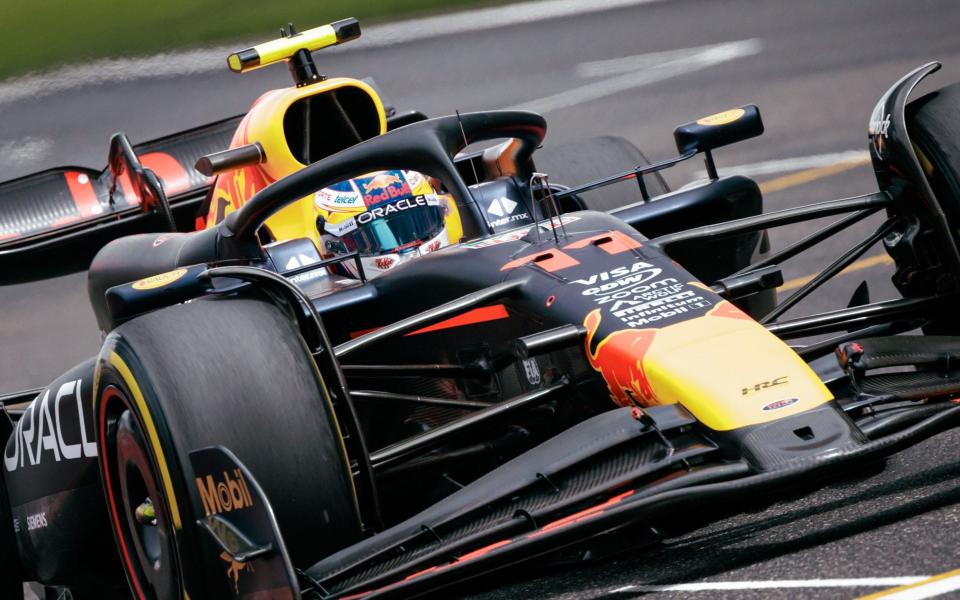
xmin=205 ymin=77 xmax=387 ymax=244
xmin=643 ymin=308 xmax=833 ymax=431
xmin=586 ymin=300 xmax=833 ymax=432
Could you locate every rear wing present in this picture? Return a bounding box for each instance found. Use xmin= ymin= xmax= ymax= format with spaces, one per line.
xmin=0 ymin=115 xmax=242 ymax=278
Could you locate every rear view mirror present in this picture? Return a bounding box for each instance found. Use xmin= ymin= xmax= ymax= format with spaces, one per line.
xmin=674 ymin=105 xmax=764 ymax=155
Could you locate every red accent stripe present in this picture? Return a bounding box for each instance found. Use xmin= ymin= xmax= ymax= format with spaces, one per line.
xmin=64 ymin=171 xmax=101 ymax=217
xmin=141 ymin=152 xmax=191 ymax=195
xmin=349 ymin=326 xmax=381 ymax=340
xmin=563 ymin=230 xmax=642 ymax=255
xmin=406 ymin=305 xmax=510 ymax=336
xmin=340 ymin=489 xmax=635 ymax=598
xmin=100 ymin=389 xmax=147 ymax=600
xmin=500 ymin=250 xmax=579 ymax=272
xmin=348 ymin=305 xmax=511 ymax=339
xmin=118 ymin=172 xmax=140 ymax=206
xmin=454 ymin=539 xmax=511 ymax=562
xmin=529 ymin=489 xmax=634 ymax=538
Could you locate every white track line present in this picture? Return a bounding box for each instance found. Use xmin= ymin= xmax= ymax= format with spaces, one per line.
xmin=866 ymin=572 xmax=960 ymax=599
xmin=509 ymin=38 xmax=762 ymax=113
xmin=0 ymin=0 xmax=669 ymax=106
xmin=0 ymin=136 xmax=53 ymax=168
xmin=608 ymin=578 xmax=929 ymax=594
xmin=697 ymin=150 xmax=871 ymax=179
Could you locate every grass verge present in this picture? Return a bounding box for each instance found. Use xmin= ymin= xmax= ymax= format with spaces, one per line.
xmin=2 ymin=0 xmax=498 ymax=81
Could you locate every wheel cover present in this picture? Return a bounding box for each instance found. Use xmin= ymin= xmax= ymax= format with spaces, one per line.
xmin=100 ymin=385 xmax=181 ymax=600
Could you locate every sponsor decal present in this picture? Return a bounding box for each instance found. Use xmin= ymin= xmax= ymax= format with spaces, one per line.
xmin=361 ymin=172 xmax=404 ymax=193
xmin=487 ymin=197 xmax=515 ymax=217
xmin=427 ymin=240 xmax=442 ymax=252
xmin=486 ymin=196 xmax=530 ymax=228
xmin=330 ymin=193 xmax=361 ymax=205
xmin=323 ymin=217 xmax=358 ymax=237
xmin=521 ymin=357 xmax=541 ymax=386
xmin=869 ymin=113 xmax=891 ymax=138
xmin=315 ymin=181 xmax=363 ymax=209
xmin=221 ymin=552 xmax=254 ymax=595
xmin=574 ymin=261 xmax=712 ymax=328
xmin=132 ymin=268 xmax=188 ymax=290
xmin=574 ymin=261 xmax=663 ymax=293
xmin=742 ymin=376 xmax=789 ymax=396
xmin=26 ymin=512 xmax=47 ymax=531
xmin=356 ymin=194 xmax=430 ymax=225
xmin=288 ymin=269 xmax=327 ymax=285
xmin=584 ymin=309 xmax=658 ymax=407
xmin=284 ymin=253 xmax=318 ymax=271
xmin=195 ymin=468 xmax=254 ymax=516
xmin=607 ymin=285 xmax=712 ymax=327
xmin=762 ymin=397 xmax=799 ymax=411
xmin=4 ymin=379 xmax=97 ymax=472
xmin=404 ymin=170 xmax=425 ymax=189
xmin=357 ymin=171 xmax=411 ymax=205
xmin=375 ymin=257 xmax=395 ymax=270
xmin=152 ymin=234 xmax=173 ymax=247
xmin=697 ymin=108 xmax=745 ymax=126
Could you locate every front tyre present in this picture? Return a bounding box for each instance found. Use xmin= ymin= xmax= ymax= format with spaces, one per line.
xmin=907 ymin=82 xmax=960 ymax=234
xmin=94 ymin=296 xmax=363 ymax=599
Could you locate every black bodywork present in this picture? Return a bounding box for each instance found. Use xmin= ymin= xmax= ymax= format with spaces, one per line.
xmin=2 ymin=62 xmax=959 ymax=599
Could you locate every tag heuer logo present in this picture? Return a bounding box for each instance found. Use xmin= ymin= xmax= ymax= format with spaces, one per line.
xmin=487 ymin=197 xmax=517 ymax=218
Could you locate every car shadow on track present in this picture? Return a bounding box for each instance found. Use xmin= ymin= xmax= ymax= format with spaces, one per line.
xmin=467 ymin=453 xmax=960 ymax=599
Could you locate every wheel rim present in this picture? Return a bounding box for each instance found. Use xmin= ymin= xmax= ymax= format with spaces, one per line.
xmin=100 ymin=386 xmax=181 ymax=600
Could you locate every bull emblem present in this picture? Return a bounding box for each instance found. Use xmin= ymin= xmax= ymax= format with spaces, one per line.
xmin=584 ymin=309 xmax=658 ymax=407
xmin=362 ymin=173 xmax=404 ymax=193
xmin=220 ymin=552 xmax=255 ymax=595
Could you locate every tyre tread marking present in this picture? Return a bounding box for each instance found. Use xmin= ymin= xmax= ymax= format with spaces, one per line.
xmin=108 ymin=351 xmax=183 ymax=530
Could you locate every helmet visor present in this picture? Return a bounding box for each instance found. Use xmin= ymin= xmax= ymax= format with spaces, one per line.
xmin=335 ymin=196 xmax=445 ymax=256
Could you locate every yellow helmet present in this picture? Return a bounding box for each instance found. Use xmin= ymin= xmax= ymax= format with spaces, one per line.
xmin=314 ymin=170 xmax=463 ymax=278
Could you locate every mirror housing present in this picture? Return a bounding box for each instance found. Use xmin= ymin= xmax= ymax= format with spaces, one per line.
xmin=674 ymin=105 xmax=764 ymax=155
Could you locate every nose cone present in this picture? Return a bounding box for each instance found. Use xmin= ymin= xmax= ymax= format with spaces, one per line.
xmin=584 ymin=302 xmax=834 ymax=431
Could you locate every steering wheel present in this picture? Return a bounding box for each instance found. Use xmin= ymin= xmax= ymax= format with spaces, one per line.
xmin=218 ymin=110 xmax=547 ymax=254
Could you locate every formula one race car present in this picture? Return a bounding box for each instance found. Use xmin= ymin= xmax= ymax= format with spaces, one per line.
xmin=3 ymin=18 xmax=960 ymax=600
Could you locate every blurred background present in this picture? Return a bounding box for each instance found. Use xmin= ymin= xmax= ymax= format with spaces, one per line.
xmin=4 ymin=1 xmax=960 ymax=597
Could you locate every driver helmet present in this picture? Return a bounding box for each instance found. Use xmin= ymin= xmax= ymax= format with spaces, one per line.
xmin=314 ymin=170 xmax=463 ymax=279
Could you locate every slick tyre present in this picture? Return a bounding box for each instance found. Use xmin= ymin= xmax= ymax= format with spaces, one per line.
xmin=94 ymin=296 xmax=361 ymax=599
xmin=532 ymin=136 xmax=669 ymax=212
xmin=907 ymin=82 xmax=960 ymax=232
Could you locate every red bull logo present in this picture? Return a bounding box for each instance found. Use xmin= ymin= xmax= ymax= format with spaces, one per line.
xmin=584 ymin=309 xmax=658 ymax=407
xmin=359 ymin=171 xmax=412 ymax=206
xmin=361 ymin=173 xmax=404 ymax=193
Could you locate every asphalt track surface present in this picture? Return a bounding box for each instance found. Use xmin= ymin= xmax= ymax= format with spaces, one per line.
xmin=4 ymin=0 xmax=960 ymax=597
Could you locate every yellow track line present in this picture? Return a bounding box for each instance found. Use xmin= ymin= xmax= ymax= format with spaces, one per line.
xmin=756 ymin=155 xmax=891 ymax=291
xmin=759 ymin=157 xmax=870 ymax=195
xmin=779 ymin=253 xmax=894 ymax=292
xmin=859 ymin=567 xmax=960 ymax=599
